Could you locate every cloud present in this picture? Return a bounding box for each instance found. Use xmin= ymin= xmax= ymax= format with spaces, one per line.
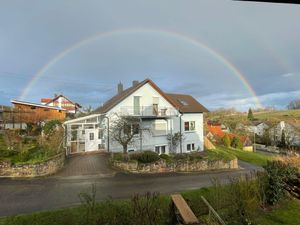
xmin=281 ymin=73 xmax=294 ymax=77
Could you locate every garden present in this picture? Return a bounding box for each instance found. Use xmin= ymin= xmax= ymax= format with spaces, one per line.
xmin=1 ymin=158 xmax=299 ymax=225
xmin=110 ymin=148 xmax=237 ymax=173
xmin=0 ymin=120 xmax=64 ymax=176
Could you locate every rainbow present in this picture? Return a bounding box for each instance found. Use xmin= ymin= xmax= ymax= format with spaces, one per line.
xmin=19 ymin=28 xmax=263 ymax=108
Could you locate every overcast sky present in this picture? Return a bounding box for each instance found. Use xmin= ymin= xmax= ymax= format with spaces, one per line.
xmin=0 ymin=0 xmax=300 ymax=111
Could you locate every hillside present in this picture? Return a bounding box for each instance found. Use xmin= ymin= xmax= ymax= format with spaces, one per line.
xmin=205 ymin=109 xmax=300 ymax=131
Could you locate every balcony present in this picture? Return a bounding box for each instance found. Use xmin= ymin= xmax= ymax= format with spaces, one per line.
xmin=119 ymin=106 xmax=178 ymax=118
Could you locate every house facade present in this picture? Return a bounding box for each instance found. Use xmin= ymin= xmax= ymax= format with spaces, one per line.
xmin=64 ymin=79 xmax=208 ymax=155
xmin=269 ymin=121 xmax=300 ymax=147
xmin=10 ymin=100 xmax=67 ymax=124
xmin=41 ymin=94 xmax=81 ymax=115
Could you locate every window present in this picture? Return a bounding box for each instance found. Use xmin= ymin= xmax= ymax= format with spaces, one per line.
xmin=89 ymin=133 xmax=94 ymax=140
xmin=82 ymin=130 xmax=85 ymax=135
xmin=133 ymin=96 xmax=140 ymax=115
xmin=184 ymin=121 xmax=195 ymax=131
xmin=98 ymin=144 xmax=105 ymax=149
xmin=98 ymin=130 xmax=103 ymax=139
xmin=184 ymin=122 xmax=189 ymax=131
xmin=187 ymin=144 xmax=191 ymax=151
xmin=153 ymin=120 xmax=167 ymax=136
xmin=155 ymin=145 xmax=167 ymax=154
xmin=187 ymin=143 xmax=195 ymax=151
xmin=132 ymin=124 xmax=139 ymax=135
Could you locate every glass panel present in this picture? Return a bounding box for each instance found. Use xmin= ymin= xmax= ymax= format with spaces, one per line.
xmin=184 ymin=122 xmax=189 ymax=131
xmin=89 ymin=133 xmax=94 ymax=140
xmin=155 ymin=146 xmax=160 ymax=154
xmin=161 ymin=146 xmax=166 ymax=154
xmin=187 ymin=144 xmax=191 ymax=151
xmin=190 ymin=121 xmax=195 ymax=131
xmin=133 ymin=96 xmax=140 ymax=115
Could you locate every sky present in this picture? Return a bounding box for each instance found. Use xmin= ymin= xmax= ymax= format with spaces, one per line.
xmin=0 ymin=0 xmax=300 ymax=111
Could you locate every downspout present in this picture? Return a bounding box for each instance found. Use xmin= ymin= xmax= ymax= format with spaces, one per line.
xmin=179 ymin=114 xmax=183 ymax=154
xmin=62 ymin=123 xmax=68 ymax=156
xmin=103 ymin=115 xmax=110 ymax=153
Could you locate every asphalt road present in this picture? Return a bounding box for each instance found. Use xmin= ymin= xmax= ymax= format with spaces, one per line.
xmin=0 ymin=160 xmax=261 ymax=217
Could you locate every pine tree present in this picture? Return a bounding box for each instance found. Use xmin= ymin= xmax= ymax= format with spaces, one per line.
xmin=247 ymin=108 xmax=254 ymax=121
xmin=279 ymin=129 xmax=286 ymax=148
xmin=222 ymin=134 xmax=231 ymax=148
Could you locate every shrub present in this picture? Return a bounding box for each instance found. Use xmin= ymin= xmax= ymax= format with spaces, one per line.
xmin=112 ymin=152 xmax=124 ymax=161
xmin=128 ymin=151 xmax=160 ymax=164
xmin=135 ymin=151 xmax=160 ymax=164
xmin=43 ymin=120 xmax=62 ymax=136
xmin=188 ymin=152 xmax=204 ymax=161
xmin=173 ymin=153 xmax=189 ymax=161
xmin=231 ymin=136 xmax=243 ymax=149
xmin=159 ymin=154 xmax=169 ymax=160
xmin=263 ymin=160 xmax=298 ymax=205
xmin=222 ymin=134 xmax=231 ymax=148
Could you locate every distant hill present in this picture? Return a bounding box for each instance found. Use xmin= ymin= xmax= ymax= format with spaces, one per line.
xmin=205 ymin=109 xmax=300 ymax=131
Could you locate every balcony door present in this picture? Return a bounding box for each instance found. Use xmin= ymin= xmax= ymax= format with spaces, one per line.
xmin=153 ymin=97 xmax=159 ymax=116
xmin=133 ymin=96 xmax=140 ymax=115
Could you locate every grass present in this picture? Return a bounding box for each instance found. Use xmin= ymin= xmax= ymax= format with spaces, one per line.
xmin=0 ymin=134 xmax=58 ymax=165
xmin=218 ymin=146 xmax=274 ymax=166
xmin=255 ymin=200 xmax=300 ymax=225
xmin=1 ymin=186 xmax=298 ymax=225
xmin=206 ymin=147 xmax=236 ymax=161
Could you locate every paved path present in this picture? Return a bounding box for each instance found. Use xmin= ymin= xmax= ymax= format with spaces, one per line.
xmin=55 ymin=152 xmax=115 ymax=177
xmin=0 ymin=160 xmax=262 ymax=217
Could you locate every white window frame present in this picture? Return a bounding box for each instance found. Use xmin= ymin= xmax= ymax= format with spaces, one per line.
xmin=184 ymin=121 xmax=196 ymax=132
xmin=154 ymin=145 xmax=167 ymax=154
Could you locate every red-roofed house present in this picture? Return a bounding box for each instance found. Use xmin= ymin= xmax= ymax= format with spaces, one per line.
xmin=41 ymin=94 xmax=81 ymax=114
xmin=206 ymin=122 xmax=252 ymax=148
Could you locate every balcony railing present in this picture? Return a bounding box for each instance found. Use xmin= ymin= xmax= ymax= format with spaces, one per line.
xmin=119 ymin=106 xmax=178 ymax=117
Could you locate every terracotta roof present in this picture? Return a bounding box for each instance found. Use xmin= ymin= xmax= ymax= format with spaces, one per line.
xmin=94 ymin=79 xmax=208 ymax=114
xmin=166 ymin=93 xmax=209 ymax=113
xmin=42 ymin=95 xmax=82 ymax=108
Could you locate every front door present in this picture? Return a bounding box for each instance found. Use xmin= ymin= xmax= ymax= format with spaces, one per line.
xmin=85 ymin=129 xmax=96 ymax=152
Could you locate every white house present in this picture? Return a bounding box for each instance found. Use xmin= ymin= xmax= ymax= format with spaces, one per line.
xmin=63 ymin=79 xmax=208 ymax=155
xmin=236 ymin=121 xmax=269 ymax=136
xmin=269 ymin=121 xmax=300 ymax=147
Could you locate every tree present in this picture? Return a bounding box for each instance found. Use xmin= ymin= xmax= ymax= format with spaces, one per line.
xmin=247 ymin=108 xmax=254 ymax=121
xmin=167 ymin=132 xmax=184 ymax=153
xmin=222 ymin=134 xmax=231 ymax=148
xmin=110 ymin=114 xmax=140 ymax=155
xmin=287 ymin=99 xmax=300 ymax=110
xmin=231 ymin=136 xmax=243 ymax=149
xmin=278 ymin=129 xmax=286 ymax=148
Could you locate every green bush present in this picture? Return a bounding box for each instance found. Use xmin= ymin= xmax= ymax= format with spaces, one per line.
xmin=263 ymin=160 xmax=298 ymax=205
xmin=159 ymin=154 xmax=169 ymax=160
xmin=130 ymin=151 xmax=160 ymax=164
xmin=222 ymin=134 xmax=231 ymax=148
xmin=231 ymin=136 xmax=243 ymax=149
xmin=43 ymin=120 xmax=62 ymax=136
xmin=112 ymin=152 xmax=124 ymax=161
xmin=173 ymin=153 xmax=189 ymax=161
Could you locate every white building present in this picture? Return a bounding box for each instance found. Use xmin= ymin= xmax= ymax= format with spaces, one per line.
xmin=63 ymin=79 xmax=208 ymax=155
xmin=269 ymin=121 xmax=300 ymax=147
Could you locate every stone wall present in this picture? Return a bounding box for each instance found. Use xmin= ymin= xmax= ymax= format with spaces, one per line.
xmin=113 ymin=157 xmax=238 ymax=173
xmin=0 ymin=153 xmax=65 ymax=177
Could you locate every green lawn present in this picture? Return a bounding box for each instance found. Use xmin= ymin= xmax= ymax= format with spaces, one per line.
xmin=256 ymin=200 xmax=300 ymax=225
xmin=218 ymin=146 xmax=274 ymax=166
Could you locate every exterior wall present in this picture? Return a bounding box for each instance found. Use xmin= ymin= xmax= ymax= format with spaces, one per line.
xmin=0 ymin=154 xmax=64 ymax=177
xmin=13 ymin=104 xmax=66 ymax=123
xmin=112 ymin=158 xmax=238 ymax=173
xmin=175 ymin=113 xmax=204 ymax=153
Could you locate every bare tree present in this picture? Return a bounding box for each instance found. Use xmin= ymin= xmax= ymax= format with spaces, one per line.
xmin=110 ymin=114 xmax=140 ymax=155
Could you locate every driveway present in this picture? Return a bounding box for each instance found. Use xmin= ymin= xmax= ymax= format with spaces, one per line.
xmin=0 ymin=160 xmax=262 ymax=217
xmin=55 ymin=152 xmax=115 ymax=178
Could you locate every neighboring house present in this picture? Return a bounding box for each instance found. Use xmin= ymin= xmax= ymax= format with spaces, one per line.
xmin=41 ymin=94 xmax=81 ymax=114
xmin=236 ymin=121 xmax=269 ymax=136
xmin=269 ymin=121 xmax=300 ymax=147
xmin=207 ymin=122 xmax=252 ymax=148
xmin=0 ymin=105 xmax=27 ymax=129
xmin=10 ymin=100 xmax=67 ymax=124
xmin=64 ymin=79 xmax=208 ymax=155
xmin=207 ymin=121 xmax=230 ymax=133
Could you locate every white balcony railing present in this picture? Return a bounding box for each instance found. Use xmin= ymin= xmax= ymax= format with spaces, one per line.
xmin=119 ymin=106 xmax=178 ymax=117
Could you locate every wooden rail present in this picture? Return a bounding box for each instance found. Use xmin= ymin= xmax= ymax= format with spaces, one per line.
xmin=201 ymin=196 xmax=226 ymax=225
xmin=171 ymin=194 xmax=200 ymax=224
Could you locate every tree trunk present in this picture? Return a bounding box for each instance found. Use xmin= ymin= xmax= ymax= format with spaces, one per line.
xmin=123 ymin=145 xmax=128 ymax=161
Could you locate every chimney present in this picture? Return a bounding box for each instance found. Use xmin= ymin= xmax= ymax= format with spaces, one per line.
xmin=118 ymin=82 xmax=123 ymax=94
xmin=132 ymin=80 xmax=139 ymax=87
